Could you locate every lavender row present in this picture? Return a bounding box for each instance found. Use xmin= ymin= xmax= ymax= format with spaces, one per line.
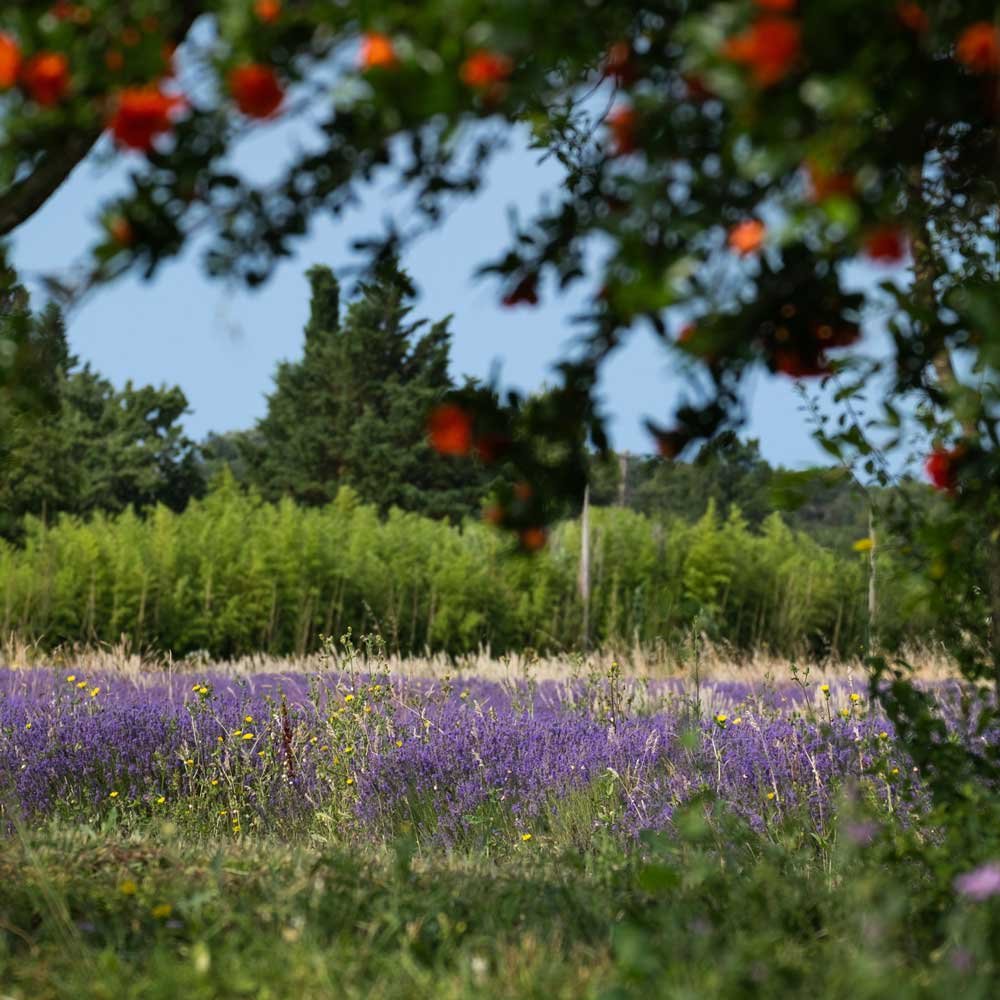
xmin=0 ymin=667 xmax=925 ymax=842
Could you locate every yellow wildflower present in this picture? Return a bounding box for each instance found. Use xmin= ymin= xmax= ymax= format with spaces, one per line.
xmin=242 ymin=733 xmax=254 ymax=740
xmin=521 ymin=833 xmax=533 ymax=842
xmin=66 ymin=674 xmax=76 ymax=683
xmin=151 ymin=904 xmax=172 ymax=919
xmin=715 ymin=713 xmax=727 ymax=726
xmin=767 ymin=791 xmax=776 ymax=801
xmin=852 ymin=538 xmax=874 ymax=552
xmin=76 ymin=681 xmax=87 ymax=689
xmin=849 ymin=693 xmax=861 ymax=703
xmin=344 ymin=694 xmax=355 ymax=703
xmin=119 ymin=880 xmax=137 ymax=896
xmin=820 ymin=684 xmax=830 ymax=696
xmin=156 ymin=796 xmax=166 ymax=804
xmin=90 ymin=687 xmax=100 ymax=698
xmin=109 ymin=791 xmax=119 ymax=799
xmin=346 ymin=776 xmax=354 ymax=786
xmin=244 ymin=715 xmax=254 ymax=723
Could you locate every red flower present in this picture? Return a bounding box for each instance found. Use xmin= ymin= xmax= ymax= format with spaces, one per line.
xmin=359 ymin=32 xmax=398 ymax=70
xmin=519 ymin=527 xmax=547 ymax=552
xmin=604 ymin=41 xmax=637 ymax=85
xmin=254 ymin=0 xmax=282 ymax=23
xmin=956 ymin=22 xmax=1000 ymax=74
xmin=109 ymin=87 xmax=183 ymax=151
xmin=502 ymin=275 xmax=539 ymax=307
xmin=606 ymin=105 xmax=637 ymax=156
xmin=755 ymin=0 xmax=796 ymax=10
xmin=804 ymin=159 xmax=854 ymax=201
xmin=728 ymin=219 xmax=767 ymax=255
xmin=722 ymin=18 xmax=802 ymax=87
xmin=427 ymin=404 xmax=473 ymax=456
xmin=460 ymin=50 xmax=513 ymax=89
xmin=925 ymin=447 xmax=962 ymax=492
xmin=108 ymin=216 xmax=134 ymax=246
xmin=229 ymin=63 xmax=284 ymax=118
xmin=21 ymin=52 xmax=70 ymax=106
xmin=0 ymin=33 xmax=20 ymax=90
xmin=864 ymin=225 xmax=907 ymax=263
xmin=773 ymin=349 xmax=830 ymax=378
xmin=896 ymin=3 xmax=929 ymax=33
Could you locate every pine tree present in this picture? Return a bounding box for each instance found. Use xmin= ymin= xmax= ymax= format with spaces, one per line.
xmin=244 ymin=259 xmax=487 ymax=520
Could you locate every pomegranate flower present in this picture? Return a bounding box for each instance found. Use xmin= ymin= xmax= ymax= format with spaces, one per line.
xmin=110 ymin=87 xmax=183 ymax=151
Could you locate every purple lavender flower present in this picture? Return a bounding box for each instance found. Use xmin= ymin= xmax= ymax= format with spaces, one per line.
xmin=954 ymin=862 xmax=1000 ymax=901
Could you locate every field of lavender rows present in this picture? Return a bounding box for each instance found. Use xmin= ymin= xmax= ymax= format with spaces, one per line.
xmin=1 ymin=664 xmax=922 ymax=844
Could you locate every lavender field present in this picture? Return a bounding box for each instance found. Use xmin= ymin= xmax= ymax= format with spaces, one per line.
xmin=2 ymin=656 xmax=999 ymax=998
xmin=1 ymin=663 xmax=918 ymax=844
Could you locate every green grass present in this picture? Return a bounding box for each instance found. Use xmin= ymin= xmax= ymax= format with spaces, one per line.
xmin=2 ymin=803 xmax=997 ymax=999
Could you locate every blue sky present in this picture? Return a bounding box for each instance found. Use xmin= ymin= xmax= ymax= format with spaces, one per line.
xmin=10 ymin=123 xmax=861 ymax=470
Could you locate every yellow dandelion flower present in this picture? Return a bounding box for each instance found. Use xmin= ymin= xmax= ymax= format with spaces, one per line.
xmin=849 ymin=693 xmax=861 ymax=703
xmin=346 ymin=776 xmax=354 ymax=786
xmin=199 ymin=686 xmax=210 ymax=695
xmin=218 ymin=809 xmax=227 ymax=815
xmin=820 ymin=684 xmax=830 ymax=695
xmin=733 ymin=717 xmax=743 ymax=725
xmin=232 ymin=729 xmax=243 ymax=737
xmin=460 ymin=690 xmax=469 ymax=700
xmin=119 ymin=880 xmax=137 ymax=896
xmin=192 ymin=684 xmax=200 ymax=691
xmin=767 ymin=791 xmax=776 ymax=801
xmin=90 ymin=687 xmax=100 ymax=697
xmin=151 ymin=903 xmax=172 ymax=919
xmin=156 ymin=796 xmax=166 ymax=804
xmin=344 ymin=745 xmax=354 ymax=755
xmin=66 ymin=674 xmax=76 ymax=683
xmin=521 ymin=833 xmax=533 ymax=842
xmin=258 ymin=751 xmax=266 ymax=757
xmin=839 ymin=708 xmax=850 ymax=718
xmin=24 ymin=722 xmax=31 ymax=731
xmin=878 ymin=731 xmax=889 ymax=740
xmin=185 ymin=758 xmax=194 ymax=766
xmin=890 ymin=767 xmax=900 ymax=776
xmin=242 ymin=733 xmax=254 ymax=741
xmin=217 ymin=736 xmax=224 ymax=743
xmin=364 ymin=704 xmax=372 ymax=714
xmin=395 ymin=740 xmax=403 ymax=748
xmin=320 ymin=745 xmax=328 ymax=752
xmin=109 ymin=790 xmax=119 ymax=798
xmin=244 ymin=715 xmax=254 ymax=723
xmin=344 ymin=694 xmax=355 ymax=703
xmin=852 ymin=537 xmax=874 ymax=552
xmin=211 ymin=779 xmax=219 ymax=786
xmin=715 ymin=713 xmax=727 ymax=726
xmin=76 ymin=681 xmax=87 ymax=689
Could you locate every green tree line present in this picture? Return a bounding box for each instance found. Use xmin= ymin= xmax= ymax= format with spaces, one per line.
xmin=0 ymin=473 xmax=935 ymax=660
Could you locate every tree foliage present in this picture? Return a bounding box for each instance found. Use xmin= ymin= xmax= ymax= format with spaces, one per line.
xmin=0 ymin=272 xmax=202 ymax=539
xmin=236 ymin=258 xmax=490 ymax=519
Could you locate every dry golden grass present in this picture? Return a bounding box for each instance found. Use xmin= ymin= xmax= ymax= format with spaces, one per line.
xmin=1 ymin=631 xmax=960 ymax=685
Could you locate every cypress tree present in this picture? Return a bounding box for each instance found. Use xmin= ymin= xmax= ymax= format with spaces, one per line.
xmin=245 ymin=259 xmax=487 ymax=520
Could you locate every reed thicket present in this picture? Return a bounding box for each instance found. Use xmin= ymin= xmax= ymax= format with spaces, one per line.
xmin=0 ymin=474 xmax=930 ymax=659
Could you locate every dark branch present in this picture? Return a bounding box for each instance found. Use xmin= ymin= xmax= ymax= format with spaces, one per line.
xmin=0 ymin=130 xmax=103 ymax=238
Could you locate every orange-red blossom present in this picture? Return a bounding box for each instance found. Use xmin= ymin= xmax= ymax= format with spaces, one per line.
xmin=728 ymin=219 xmax=767 ymax=255
xmin=229 ymin=63 xmax=284 ymax=118
xmin=109 ymin=87 xmax=184 ymax=151
xmin=360 ymin=33 xmax=398 ymax=70
xmin=722 ymin=17 xmax=802 ymax=87
xmin=956 ymin=22 xmax=1000 ymax=74
xmin=21 ymin=52 xmax=70 ymax=106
